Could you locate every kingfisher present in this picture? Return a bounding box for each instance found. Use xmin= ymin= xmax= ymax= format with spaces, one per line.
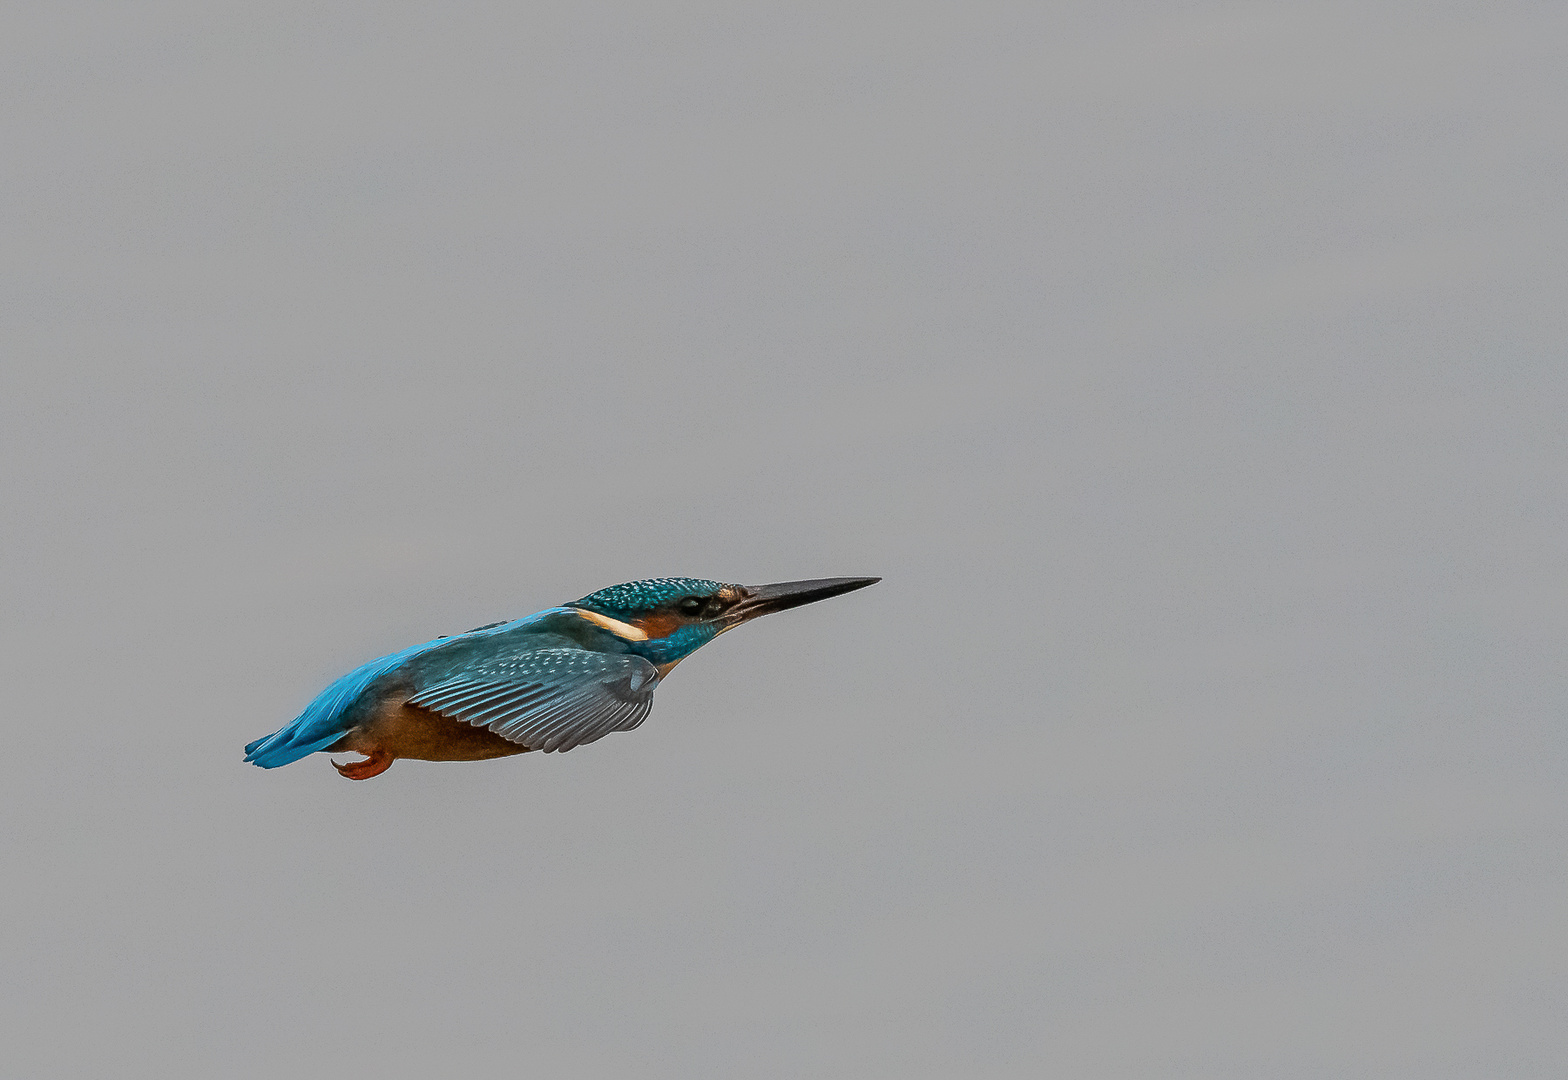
xmin=244 ymin=576 xmax=879 ymax=780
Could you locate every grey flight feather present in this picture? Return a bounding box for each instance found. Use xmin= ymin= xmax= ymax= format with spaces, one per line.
xmin=406 ymin=648 xmax=660 ymax=753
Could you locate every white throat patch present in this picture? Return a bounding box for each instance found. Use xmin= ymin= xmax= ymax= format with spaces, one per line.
xmin=573 ymin=608 xmax=650 ymax=641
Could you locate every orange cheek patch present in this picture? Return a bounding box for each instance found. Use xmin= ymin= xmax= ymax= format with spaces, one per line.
xmin=634 ymin=612 xmax=685 ymax=639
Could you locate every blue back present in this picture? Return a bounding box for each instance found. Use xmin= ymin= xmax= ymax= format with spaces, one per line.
xmin=243 ymin=610 xmax=572 ymax=769
xmin=242 ymin=640 xmax=439 ymax=767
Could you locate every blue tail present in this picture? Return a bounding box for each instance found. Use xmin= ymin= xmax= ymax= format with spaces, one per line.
xmin=244 ymin=641 xmax=437 ymax=769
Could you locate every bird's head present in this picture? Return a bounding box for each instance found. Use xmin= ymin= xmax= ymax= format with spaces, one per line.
xmin=568 ymin=576 xmax=880 ymax=666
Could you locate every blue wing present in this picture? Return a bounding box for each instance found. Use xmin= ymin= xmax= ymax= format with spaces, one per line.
xmin=407 ymin=648 xmax=659 ymax=753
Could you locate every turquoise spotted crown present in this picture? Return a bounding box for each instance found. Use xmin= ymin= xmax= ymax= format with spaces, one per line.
xmin=573 ymin=577 xmax=725 ymax=615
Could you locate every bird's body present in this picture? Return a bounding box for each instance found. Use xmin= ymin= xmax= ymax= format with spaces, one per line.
xmin=244 ymin=576 xmax=877 ymax=779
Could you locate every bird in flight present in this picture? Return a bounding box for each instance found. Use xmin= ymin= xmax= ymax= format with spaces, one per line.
xmin=244 ymin=576 xmax=879 ymax=779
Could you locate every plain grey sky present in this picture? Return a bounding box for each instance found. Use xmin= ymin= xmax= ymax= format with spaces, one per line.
xmin=3 ymin=3 xmax=1565 ymax=1077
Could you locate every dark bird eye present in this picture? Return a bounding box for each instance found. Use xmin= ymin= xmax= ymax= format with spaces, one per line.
xmin=677 ymin=596 xmax=704 ymax=615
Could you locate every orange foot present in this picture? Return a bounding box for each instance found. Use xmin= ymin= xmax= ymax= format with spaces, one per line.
xmin=332 ymin=749 xmax=394 ymax=780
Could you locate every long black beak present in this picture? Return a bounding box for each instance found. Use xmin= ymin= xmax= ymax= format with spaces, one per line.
xmin=727 ymin=576 xmax=880 ymax=623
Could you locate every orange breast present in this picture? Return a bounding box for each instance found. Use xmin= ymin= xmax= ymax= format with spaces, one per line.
xmin=352 ymin=698 xmax=533 ymax=761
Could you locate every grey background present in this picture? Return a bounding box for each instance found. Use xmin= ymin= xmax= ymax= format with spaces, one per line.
xmin=3 ymin=3 xmax=1565 ymax=1077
